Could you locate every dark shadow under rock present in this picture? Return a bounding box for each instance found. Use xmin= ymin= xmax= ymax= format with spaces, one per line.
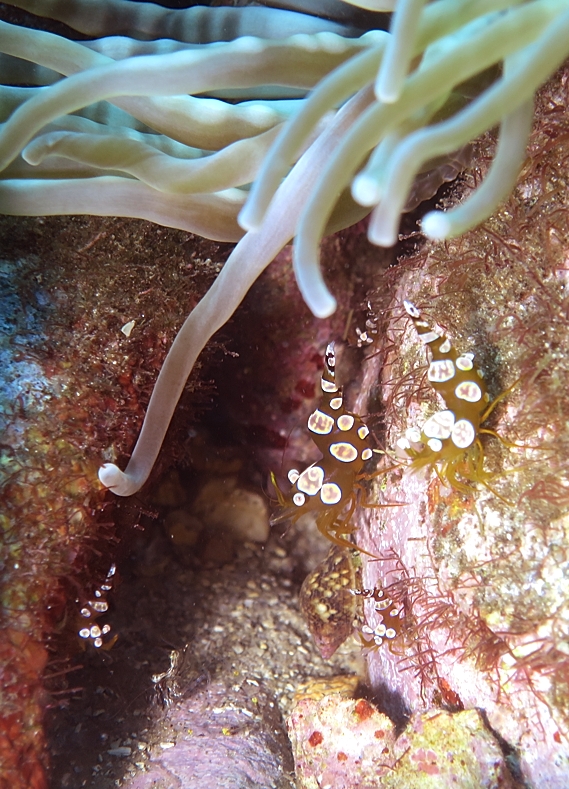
xmin=46 ymin=520 xmax=360 ymax=788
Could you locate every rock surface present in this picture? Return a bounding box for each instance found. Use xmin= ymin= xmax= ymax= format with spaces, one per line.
xmin=354 ymin=65 xmax=569 ymax=788
xmin=289 ymin=696 xmax=515 ymax=789
xmin=0 ymin=214 xmax=230 ymax=788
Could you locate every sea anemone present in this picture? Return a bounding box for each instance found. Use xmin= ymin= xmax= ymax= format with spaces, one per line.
xmin=1 ymin=0 xmax=569 ymax=496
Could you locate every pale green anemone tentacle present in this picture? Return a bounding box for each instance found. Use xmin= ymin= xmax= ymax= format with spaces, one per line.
xmin=0 ymin=21 xmax=325 ymax=150
xmin=239 ymin=40 xmax=387 ymax=231
xmin=0 ymin=177 xmax=246 ymax=241
xmin=32 ymin=117 xmax=210 ymax=158
xmin=343 ymin=0 xmax=396 ymax=9
xmin=0 ymin=18 xmax=104 ymax=75
xmin=351 ymin=95 xmax=450 ymax=206
xmin=0 ymin=81 xmax=296 ymax=152
xmin=240 ymin=0 xmax=530 ymax=231
xmin=0 ymin=33 xmax=373 ymax=173
xmin=22 ymin=125 xmax=286 ymax=194
xmin=83 ymin=37 xmax=200 ymax=59
xmin=368 ymin=15 xmax=569 ymax=246
xmin=104 ymin=95 xmax=289 ymax=151
xmin=3 ymin=157 xmax=116 ymax=181
xmin=293 ymin=0 xmax=560 ymax=317
xmin=0 ymin=86 xmax=171 ymax=140
xmin=421 ymin=104 xmax=534 ymax=241
xmin=81 ymin=35 xmax=315 ymax=99
xmin=98 ymin=86 xmax=371 ymax=496
xmin=0 ymin=19 xmax=293 ymax=147
xmin=7 ymin=0 xmax=359 ymax=41
xmin=375 ymin=0 xmax=426 ymax=103
xmin=422 ymin=52 xmax=536 ymax=241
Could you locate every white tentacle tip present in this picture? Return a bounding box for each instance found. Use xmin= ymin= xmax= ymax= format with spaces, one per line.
xmin=352 ymin=173 xmax=382 ymax=207
xmin=21 ymin=143 xmax=41 ymax=166
xmin=422 ymin=211 xmax=451 ymax=241
xmin=237 ymin=202 xmax=262 ymax=233
xmin=98 ymin=463 xmax=132 ymax=496
xmin=367 ymin=221 xmax=398 ymax=248
xmin=312 ymin=293 xmax=337 ymax=320
xmin=375 ymin=81 xmax=401 ymax=105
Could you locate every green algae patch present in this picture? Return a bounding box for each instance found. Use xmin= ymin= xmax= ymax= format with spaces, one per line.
xmin=385 ymin=709 xmax=514 ymax=788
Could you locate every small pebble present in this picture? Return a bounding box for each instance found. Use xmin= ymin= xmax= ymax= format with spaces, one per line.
xmin=107 ymin=747 xmax=132 ymax=757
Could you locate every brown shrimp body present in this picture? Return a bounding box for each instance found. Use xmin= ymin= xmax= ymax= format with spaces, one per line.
xmin=271 ymin=342 xmax=373 ymax=547
xmin=397 ymin=300 xmax=492 ymax=483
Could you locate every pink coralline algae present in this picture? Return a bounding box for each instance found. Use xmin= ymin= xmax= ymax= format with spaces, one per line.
xmin=288 ymin=695 xmax=515 ymax=789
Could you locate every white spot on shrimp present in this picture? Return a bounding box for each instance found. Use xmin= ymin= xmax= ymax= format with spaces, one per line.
xmin=423 ymin=409 xmax=455 ymax=439
xmin=293 ymin=492 xmax=306 ymax=507
xmin=405 ymin=427 xmax=422 ymax=443
xmin=329 ymin=442 xmax=358 ymax=463
xmin=456 ymin=355 xmax=474 ymax=371
xmin=428 ymin=359 xmax=455 ymax=383
xmin=418 ymin=331 xmax=441 ymax=345
xmin=337 ymin=414 xmax=355 ymax=431
xmin=320 ymin=482 xmax=342 ymax=505
xmin=329 ymin=397 xmax=343 ymax=410
xmin=297 ymin=465 xmax=324 ymax=496
xmin=358 ymin=425 xmax=369 ymax=440
xmin=287 ymin=468 xmax=300 ymax=484
xmin=404 ymin=300 xmax=421 ymax=318
xmin=308 ymin=410 xmax=334 ymax=435
xmin=451 ymin=419 xmax=476 ymax=449
xmin=321 ymin=378 xmax=338 ymax=393
xmin=455 ymin=381 xmax=482 ymax=402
